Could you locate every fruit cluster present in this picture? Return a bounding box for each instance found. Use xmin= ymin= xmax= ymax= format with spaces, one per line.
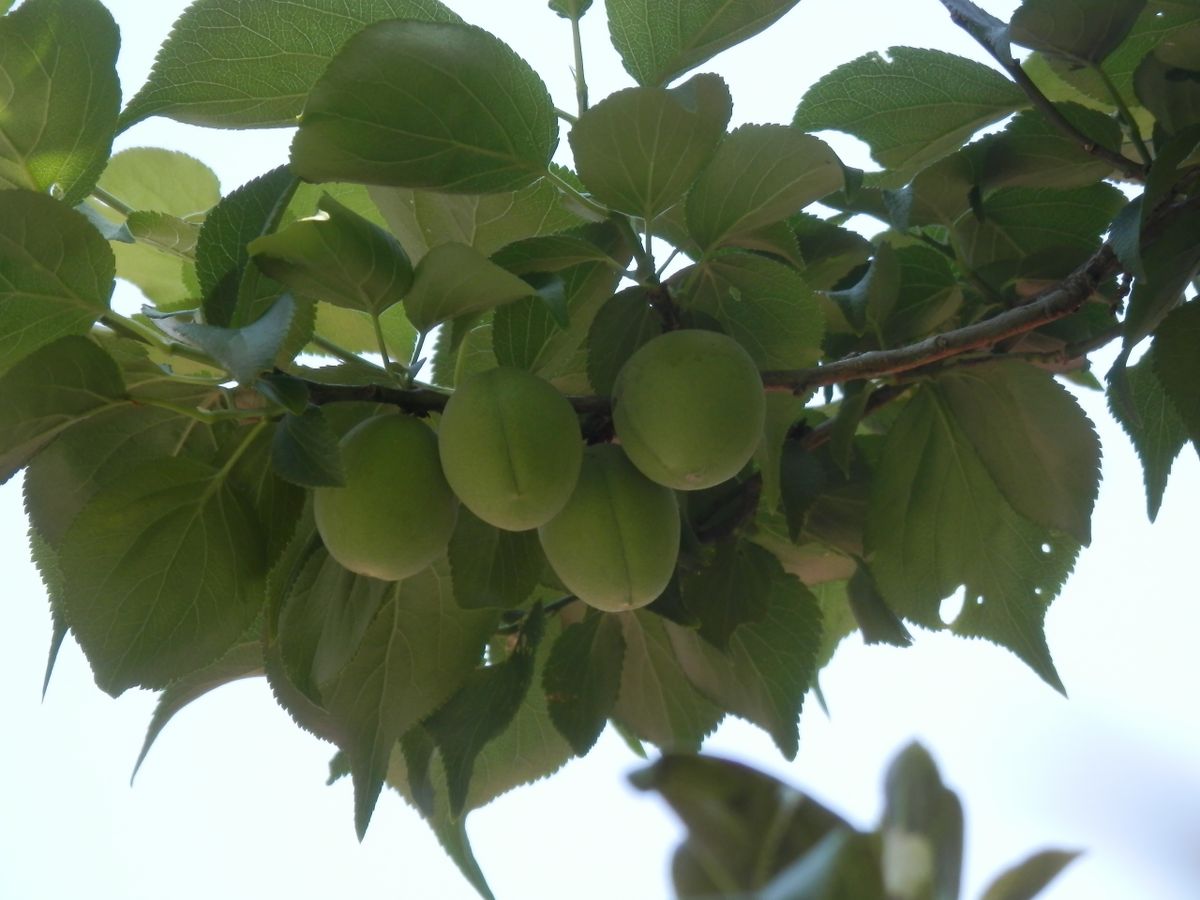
xmin=314 ymin=329 xmax=767 ymax=611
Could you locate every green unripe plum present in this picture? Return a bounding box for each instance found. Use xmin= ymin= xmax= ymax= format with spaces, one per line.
xmin=613 ymin=329 xmax=765 ymax=490
xmin=538 ymin=444 xmax=680 ymax=612
xmin=314 ymin=414 xmax=457 ymax=581
xmin=438 ymin=367 xmax=583 ymax=531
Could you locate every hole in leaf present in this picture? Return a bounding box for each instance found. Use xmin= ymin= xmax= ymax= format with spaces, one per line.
xmin=939 ymin=585 xmax=966 ymax=625
xmin=1040 ymin=543 xmax=1052 ymax=554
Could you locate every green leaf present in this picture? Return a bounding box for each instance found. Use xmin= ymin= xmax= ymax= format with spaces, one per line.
xmin=953 ymin=183 xmax=1125 ymax=273
xmin=881 ymin=743 xmax=964 ymax=900
xmin=1136 ymin=50 xmax=1200 ymax=135
xmin=0 ymin=191 xmax=115 ymax=373
xmin=686 ymin=253 xmax=825 ymax=369
xmin=668 ymin=566 xmax=822 ymax=759
xmin=678 ymin=540 xmax=773 ymax=648
xmin=132 ymin=641 xmax=263 ymax=779
xmin=326 ymin=563 xmax=498 ymax=837
xmin=403 ymin=242 xmax=534 ymax=333
xmin=0 ymin=0 xmax=120 ymax=205
xmin=793 ymin=48 xmax=1025 ymax=180
xmin=195 ymin=166 xmax=299 ymax=326
xmin=271 ymin=408 xmax=345 ymax=488
xmin=612 ymin=610 xmax=723 ymax=751
xmin=980 ymin=849 xmax=1081 ymax=900
xmin=225 ymin=422 xmax=306 ymax=570
xmin=1027 ymin=2 xmax=1200 ymax=109
xmin=938 ymin=361 xmax=1101 ymax=544
xmin=630 ymin=754 xmax=850 ymax=893
xmin=250 ymin=194 xmax=413 ymax=316
xmin=605 ymin=0 xmax=801 ymax=87
xmin=569 ymin=74 xmax=732 ymax=220
xmin=846 ymin=564 xmax=912 ymax=647
xmin=120 ymin=0 xmax=461 ymax=129
xmin=543 ymin=613 xmax=625 ymax=755
xmin=830 ymin=242 xmax=900 ymax=337
xmin=447 ymin=508 xmax=544 ymax=610
xmin=29 ymin=528 xmax=69 ymax=698
xmin=491 ymin=232 xmax=618 ymax=275
xmin=585 ymin=287 xmax=663 ymax=395
xmin=1153 ymin=301 xmax=1200 ymax=449
xmin=58 ymin=457 xmax=267 ymax=696
xmin=756 ymin=392 xmax=807 ymax=514
xmin=1108 ymin=349 xmax=1189 ymax=521
xmin=292 ymin=21 xmax=557 ymax=193
xmin=1123 ymin=207 xmax=1200 ymax=346
xmin=1010 ymin=0 xmax=1147 ymax=64
xmin=425 ymin=607 xmax=544 ymax=817
xmin=157 ymin=294 xmax=296 ymax=385
xmin=866 ymin=386 xmax=1078 ymax=691
xmin=550 ymin=0 xmax=593 ymax=18
xmin=884 ymin=244 xmax=964 ymax=345
xmin=276 ymin=547 xmax=390 ymax=700
xmin=789 ymin=212 xmax=872 ymax=291
xmin=760 ymin=827 xmax=885 ymax=900
xmin=686 ymin=126 xmax=843 ymax=251
xmin=23 ymin=403 xmax=219 ymax=548
xmin=370 ymin=178 xmax=587 ymax=263
xmin=0 ymin=336 xmax=125 ymax=483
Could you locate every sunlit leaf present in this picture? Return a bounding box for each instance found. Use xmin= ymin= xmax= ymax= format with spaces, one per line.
xmin=292 ymin=21 xmax=557 ymax=193
xmin=58 ymin=457 xmax=268 ymax=696
xmin=605 ymin=0 xmax=801 ymax=86
xmin=120 ymin=0 xmax=461 ymax=129
xmin=0 ymin=0 xmax=120 ymax=204
xmin=0 ymin=191 xmax=114 ymax=373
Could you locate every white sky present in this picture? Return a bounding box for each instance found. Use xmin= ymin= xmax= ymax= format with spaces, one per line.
xmin=2 ymin=2 xmax=1198 ymax=899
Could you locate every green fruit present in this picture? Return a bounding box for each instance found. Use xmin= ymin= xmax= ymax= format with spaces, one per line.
xmin=613 ymin=329 xmax=765 ymax=490
xmin=438 ymin=366 xmax=583 ymax=531
xmin=314 ymin=414 xmax=457 ymax=581
xmin=538 ymin=444 xmax=680 ymax=612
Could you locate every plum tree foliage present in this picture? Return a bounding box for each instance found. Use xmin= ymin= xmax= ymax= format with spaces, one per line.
xmin=2 ymin=0 xmax=1198 ymax=895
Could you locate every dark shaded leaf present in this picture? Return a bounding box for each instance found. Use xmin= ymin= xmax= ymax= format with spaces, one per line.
xmin=447 ymin=508 xmax=544 ymax=610
xmin=543 ymin=613 xmax=625 ymax=755
xmin=271 ymin=407 xmax=345 ymax=488
xmin=425 ymin=607 xmax=545 ymax=816
xmin=1010 ymin=0 xmax=1147 ymax=64
xmin=669 ymin=565 xmax=823 ymax=759
xmin=585 ymin=286 xmax=663 ymax=395
xmin=980 ymin=849 xmax=1081 ymax=900
xmin=1108 ymin=349 xmax=1190 ymax=521
xmin=881 ymin=742 xmax=964 ymax=900
xmin=1153 ymin=301 xmax=1200 ymax=449
xmin=847 ymin=564 xmax=912 ymax=647
xmin=630 ymin=754 xmax=850 ymax=893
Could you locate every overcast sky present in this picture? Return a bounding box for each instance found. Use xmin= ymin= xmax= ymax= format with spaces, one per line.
xmin=2 ymin=2 xmax=1198 ymax=899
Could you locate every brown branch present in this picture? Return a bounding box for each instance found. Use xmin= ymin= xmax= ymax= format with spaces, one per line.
xmin=937 ymin=0 xmax=1147 ymax=181
xmin=303 ymin=380 xmax=612 ymax=418
xmin=763 ymin=245 xmax=1121 ymax=392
